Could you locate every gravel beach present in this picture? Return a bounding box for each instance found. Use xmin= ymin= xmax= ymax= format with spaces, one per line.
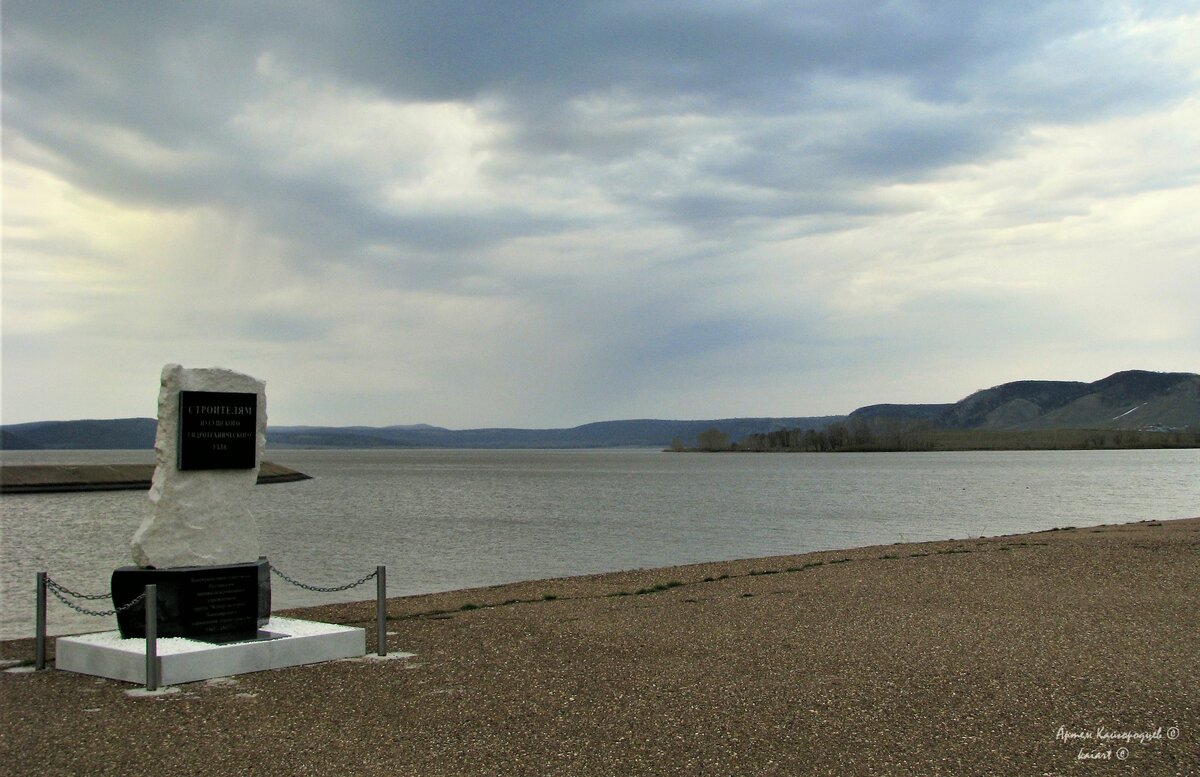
xmin=3 ymin=517 xmax=1197 ymax=776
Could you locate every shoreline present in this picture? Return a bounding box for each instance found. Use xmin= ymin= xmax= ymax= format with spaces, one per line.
xmin=277 ymin=517 xmax=1195 ymax=623
xmin=3 ymin=517 xmax=1197 ymax=775
xmin=3 ymin=517 xmax=1182 ymax=645
xmin=2 ymin=516 xmax=1195 ymax=646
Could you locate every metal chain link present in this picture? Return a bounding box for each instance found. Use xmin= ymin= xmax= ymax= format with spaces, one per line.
xmin=44 ymin=576 xmax=111 ymax=601
xmin=45 ymin=565 xmax=377 ymax=617
xmin=47 ymin=586 xmax=146 ymax=618
xmin=270 ymin=565 xmax=377 ymax=593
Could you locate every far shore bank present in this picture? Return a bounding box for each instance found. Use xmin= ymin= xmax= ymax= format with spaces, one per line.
xmin=3 ymin=516 xmax=1197 ymax=775
xmin=670 ymin=425 xmax=1200 ymax=453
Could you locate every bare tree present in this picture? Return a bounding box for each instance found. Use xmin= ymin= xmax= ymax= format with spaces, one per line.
xmin=696 ymin=428 xmax=730 ymax=451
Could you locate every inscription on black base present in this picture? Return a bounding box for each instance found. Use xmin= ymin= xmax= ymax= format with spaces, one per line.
xmin=112 ymin=560 xmax=271 ymax=643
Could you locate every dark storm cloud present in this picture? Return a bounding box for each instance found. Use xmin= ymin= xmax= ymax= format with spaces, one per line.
xmin=4 ymin=1 xmax=1197 ymax=426
xmin=307 ymin=1 xmax=1102 ymax=108
xmin=8 ymin=1 xmax=1190 ymax=244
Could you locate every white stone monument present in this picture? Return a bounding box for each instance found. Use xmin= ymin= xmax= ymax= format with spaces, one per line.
xmin=131 ymin=364 xmax=267 ymax=568
xmin=55 ymin=364 xmax=369 ymax=685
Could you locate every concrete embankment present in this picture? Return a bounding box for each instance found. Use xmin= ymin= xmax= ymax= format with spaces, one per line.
xmin=0 ymin=462 xmax=311 ymax=494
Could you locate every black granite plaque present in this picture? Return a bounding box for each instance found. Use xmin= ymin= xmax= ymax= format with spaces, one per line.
xmin=112 ymin=560 xmax=271 ymax=643
xmin=178 ymin=390 xmax=258 ymax=470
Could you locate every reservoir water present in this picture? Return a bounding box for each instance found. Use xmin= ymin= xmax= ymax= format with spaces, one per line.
xmin=1 ymin=447 xmax=1197 ymax=639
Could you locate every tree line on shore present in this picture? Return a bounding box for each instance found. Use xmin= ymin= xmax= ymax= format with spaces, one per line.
xmin=675 ymin=419 xmax=1200 ymax=452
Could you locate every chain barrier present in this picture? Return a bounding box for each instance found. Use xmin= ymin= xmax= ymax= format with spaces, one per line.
xmin=269 ymin=564 xmax=378 ymax=593
xmin=43 ymin=578 xmax=110 ymax=601
xmin=44 ymin=575 xmax=147 ymax=617
xmin=43 ymin=566 xmax=378 ymax=614
xmin=36 ymin=563 xmax=388 ymax=670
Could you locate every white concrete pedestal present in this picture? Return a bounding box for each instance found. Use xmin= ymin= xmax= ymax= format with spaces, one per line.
xmin=55 ymin=617 xmax=365 ymax=686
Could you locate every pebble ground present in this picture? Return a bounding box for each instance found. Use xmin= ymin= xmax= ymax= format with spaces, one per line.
xmin=3 ymin=517 xmax=1197 ymax=776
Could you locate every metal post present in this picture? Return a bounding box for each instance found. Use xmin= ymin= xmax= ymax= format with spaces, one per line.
xmin=144 ymin=584 xmax=159 ymax=691
xmin=35 ymin=572 xmax=47 ymax=671
xmin=376 ymin=565 xmax=387 ymax=657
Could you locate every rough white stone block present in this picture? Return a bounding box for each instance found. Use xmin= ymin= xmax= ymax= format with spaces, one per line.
xmin=130 ymin=364 xmax=267 ymax=568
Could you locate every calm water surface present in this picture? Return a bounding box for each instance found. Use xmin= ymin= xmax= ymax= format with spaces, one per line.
xmin=1 ymin=447 xmax=1196 ymax=638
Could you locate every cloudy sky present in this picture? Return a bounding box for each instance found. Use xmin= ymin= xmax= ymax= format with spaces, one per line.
xmin=3 ymin=1 xmax=1198 ymax=428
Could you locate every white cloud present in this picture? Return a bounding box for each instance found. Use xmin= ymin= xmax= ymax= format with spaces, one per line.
xmin=235 ymin=54 xmax=499 ymax=209
xmin=3 ymin=1 xmax=1198 ymax=426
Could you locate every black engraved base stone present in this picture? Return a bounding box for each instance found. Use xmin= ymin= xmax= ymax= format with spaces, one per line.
xmin=112 ymin=560 xmax=270 ymax=643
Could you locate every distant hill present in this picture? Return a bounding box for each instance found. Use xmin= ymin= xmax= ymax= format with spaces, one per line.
xmin=5 ymin=369 xmax=1192 ymax=451
xmin=267 ymin=418 xmax=845 ymax=449
xmin=849 ymin=370 xmax=1199 ymax=431
xmin=1 ymin=416 xmax=843 ymax=450
xmin=0 ymin=418 xmax=158 ymax=450
xmin=843 ymin=404 xmax=951 ymax=424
